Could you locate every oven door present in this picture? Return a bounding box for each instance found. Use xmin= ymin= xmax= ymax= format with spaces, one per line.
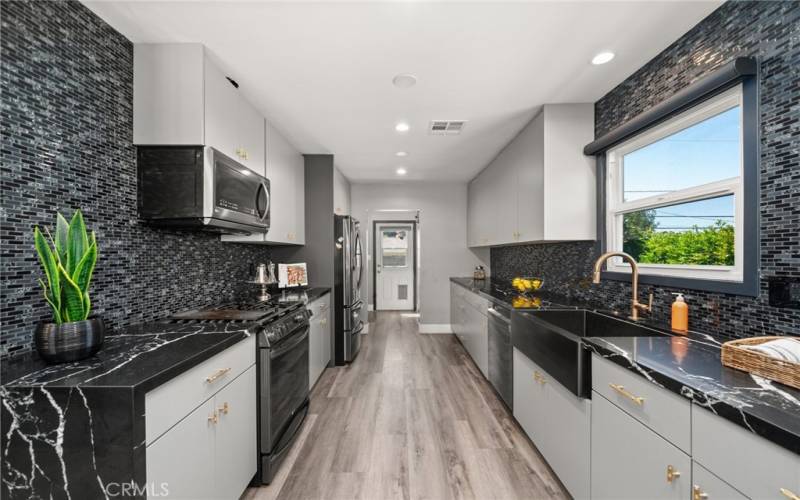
xmin=260 ymin=325 xmax=309 ymax=453
xmin=209 ymin=147 xmax=270 ymax=228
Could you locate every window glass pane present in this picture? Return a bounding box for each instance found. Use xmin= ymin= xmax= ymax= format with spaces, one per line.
xmin=622 ymin=107 xmax=740 ymax=201
xmin=382 ymin=228 xmax=408 ymax=267
xmin=622 ymin=195 xmax=734 ymax=266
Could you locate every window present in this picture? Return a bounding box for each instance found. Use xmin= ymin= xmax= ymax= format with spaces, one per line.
xmin=605 ymin=85 xmax=745 ymax=283
xmin=381 ymin=228 xmax=409 ymax=267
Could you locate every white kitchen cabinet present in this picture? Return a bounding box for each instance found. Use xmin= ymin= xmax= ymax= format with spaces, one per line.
xmin=145 ymin=337 xmax=257 ymax=500
xmin=692 ymin=403 xmax=800 ymax=499
xmin=333 ymin=167 xmax=351 ymax=215
xmin=146 ymin=365 xmax=257 ymax=500
xmin=450 ymin=284 xmax=488 ymax=376
xmin=213 ymin=366 xmax=258 ymax=499
xmin=591 ymin=392 xmax=691 ymax=500
xmin=308 ymin=293 xmax=331 ymax=389
xmin=146 ymin=398 xmax=216 ymax=499
xmin=134 ymin=43 xmax=264 ymax=173
xmin=691 ymin=461 xmax=747 ymax=500
xmin=467 ymin=103 xmax=595 ymax=247
xmin=513 ymin=348 xmax=590 ymax=499
xmin=223 ymin=119 xmax=305 ymax=245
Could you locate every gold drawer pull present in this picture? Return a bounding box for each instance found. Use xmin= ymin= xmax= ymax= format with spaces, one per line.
xmin=782 ymin=488 xmax=800 ymax=500
xmin=205 ymin=367 xmax=232 ymax=384
xmin=609 ymin=383 xmax=644 ymax=405
xmin=208 ymin=411 xmax=218 ymax=425
xmin=666 ymin=464 xmax=681 ymax=483
xmin=217 ymin=402 xmax=229 ymax=415
xmin=533 ymin=371 xmax=547 ymax=384
xmin=693 ymin=486 xmax=708 ymax=500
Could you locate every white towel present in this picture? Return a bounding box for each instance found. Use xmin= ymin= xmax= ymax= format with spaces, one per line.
xmin=742 ymin=337 xmax=800 ymax=364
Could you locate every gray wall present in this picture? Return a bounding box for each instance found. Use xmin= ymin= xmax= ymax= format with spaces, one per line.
xmin=351 ymin=182 xmax=488 ymax=326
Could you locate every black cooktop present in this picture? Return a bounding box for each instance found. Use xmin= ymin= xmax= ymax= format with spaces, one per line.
xmin=169 ymin=297 xmax=305 ymax=325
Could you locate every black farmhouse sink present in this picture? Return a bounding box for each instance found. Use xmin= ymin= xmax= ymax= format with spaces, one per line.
xmin=511 ymin=309 xmax=666 ymax=398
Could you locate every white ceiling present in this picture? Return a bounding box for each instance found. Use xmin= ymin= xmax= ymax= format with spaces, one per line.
xmin=84 ymin=0 xmax=721 ymax=182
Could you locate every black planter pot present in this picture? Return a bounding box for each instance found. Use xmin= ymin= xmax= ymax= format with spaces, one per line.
xmin=34 ymin=317 xmax=106 ymax=363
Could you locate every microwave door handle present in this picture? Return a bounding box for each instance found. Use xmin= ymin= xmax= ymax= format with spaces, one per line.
xmin=256 ymin=181 xmax=270 ymax=221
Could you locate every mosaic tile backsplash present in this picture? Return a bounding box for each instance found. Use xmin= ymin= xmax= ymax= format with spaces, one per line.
xmin=0 ymin=1 xmax=271 ymax=358
xmin=492 ymin=1 xmax=800 ymax=339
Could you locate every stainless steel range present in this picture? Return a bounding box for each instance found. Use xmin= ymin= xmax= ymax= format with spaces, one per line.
xmin=170 ymin=296 xmax=310 ymax=485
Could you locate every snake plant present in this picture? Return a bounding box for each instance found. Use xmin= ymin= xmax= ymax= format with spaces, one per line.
xmin=34 ymin=210 xmax=98 ymax=324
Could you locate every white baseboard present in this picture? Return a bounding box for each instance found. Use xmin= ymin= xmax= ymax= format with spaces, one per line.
xmin=417 ymin=321 xmax=452 ymax=334
xmin=368 ymin=304 xmax=374 ymax=312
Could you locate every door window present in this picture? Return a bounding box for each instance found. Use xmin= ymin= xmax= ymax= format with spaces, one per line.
xmin=381 ymin=228 xmax=409 ymax=267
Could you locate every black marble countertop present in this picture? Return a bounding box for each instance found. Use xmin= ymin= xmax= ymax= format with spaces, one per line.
xmin=0 ymin=286 xmax=331 ymax=392
xmin=1 ymin=321 xmax=254 ymax=392
xmin=450 ymin=277 xmax=800 ymax=455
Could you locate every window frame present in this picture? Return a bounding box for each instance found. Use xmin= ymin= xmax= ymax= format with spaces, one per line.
xmin=605 ymin=85 xmax=744 ymax=282
xmin=594 ymin=70 xmax=759 ymax=297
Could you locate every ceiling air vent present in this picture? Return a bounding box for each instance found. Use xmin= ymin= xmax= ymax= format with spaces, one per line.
xmin=429 ymin=120 xmax=467 ymax=135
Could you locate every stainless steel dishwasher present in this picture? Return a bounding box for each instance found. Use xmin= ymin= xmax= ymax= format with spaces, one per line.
xmin=487 ymin=302 xmax=513 ymax=409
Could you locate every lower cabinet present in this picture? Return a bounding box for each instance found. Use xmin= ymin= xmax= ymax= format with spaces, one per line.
xmin=450 ymin=284 xmax=489 ymax=377
xmin=513 ymin=348 xmax=590 ymax=499
xmin=591 ymin=392 xmax=690 ymax=500
xmin=308 ymin=294 xmax=331 ymax=390
xmin=691 ymin=461 xmax=747 ymax=500
xmin=146 ymin=365 xmax=257 ymax=499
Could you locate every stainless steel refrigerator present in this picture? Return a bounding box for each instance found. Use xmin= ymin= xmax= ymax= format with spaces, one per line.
xmin=334 ymin=215 xmax=364 ymax=364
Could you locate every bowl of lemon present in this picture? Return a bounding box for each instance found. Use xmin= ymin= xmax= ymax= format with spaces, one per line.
xmin=511 ymin=277 xmax=544 ymax=293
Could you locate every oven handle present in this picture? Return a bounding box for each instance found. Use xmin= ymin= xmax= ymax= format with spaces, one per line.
xmin=269 ymin=328 xmax=309 ymax=359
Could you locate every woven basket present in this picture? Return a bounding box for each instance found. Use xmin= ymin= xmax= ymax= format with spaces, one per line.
xmin=721 ymin=336 xmax=800 ymax=390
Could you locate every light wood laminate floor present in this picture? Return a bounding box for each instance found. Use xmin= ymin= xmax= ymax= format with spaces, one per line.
xmin=244 ymin=312 xmax=568 ymax=500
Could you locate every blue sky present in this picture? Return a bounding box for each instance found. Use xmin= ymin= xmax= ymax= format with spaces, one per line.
xmin=623 ymin=106 xmax=739 ymax=231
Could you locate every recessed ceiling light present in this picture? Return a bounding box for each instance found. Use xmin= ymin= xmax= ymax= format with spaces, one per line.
xmin=395 ymin=151 xmax=408 ymax=157
xmin=392 ymin=73 xmax=418 ymax=89
xmin=396 ymin=167 xmax=407 ymax=176
xmin=395 ymin=122 xmax=410 ymax=133
xmin=591 ymin=51 xmax=615 ymax=65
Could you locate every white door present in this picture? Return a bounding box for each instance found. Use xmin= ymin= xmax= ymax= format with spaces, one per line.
xmin=375 ymin=223 xmax=415 ymax=310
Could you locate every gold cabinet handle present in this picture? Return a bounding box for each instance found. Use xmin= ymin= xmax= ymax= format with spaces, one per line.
xmin=666 ymin=465 xmax=681 ymax=483
xmin=609 ymin=383 xmax=645 ymax=405
xmin=217 ymin=402 xmax=229 ymax=415
xmin=533 ymin=371 xmax=547 ymax=384
xmin=782 ymin=488 xmax=800 ymax=500
xmin=693 ymin=486 xmax=708 ymax=500
xmin=205 ymin=367 xmax=231 ymax=384
xmin=208 ymin=411 xmax=218 ymax=425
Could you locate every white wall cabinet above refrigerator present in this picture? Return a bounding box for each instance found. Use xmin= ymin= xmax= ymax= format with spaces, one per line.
xmin=133 ymin=43 xmax=265 ymax=174
xmin=223 ymin=120 xmax=306 ymax=245
xmin=467 ymin=103 xmax=596 ymax=247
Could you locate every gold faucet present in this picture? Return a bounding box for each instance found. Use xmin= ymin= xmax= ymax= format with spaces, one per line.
xmin=592 ymin=252 xmax=653 ymax=321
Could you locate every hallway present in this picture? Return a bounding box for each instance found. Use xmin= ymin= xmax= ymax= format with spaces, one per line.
xmin=245 ymin=312 xmax=568 ymax=500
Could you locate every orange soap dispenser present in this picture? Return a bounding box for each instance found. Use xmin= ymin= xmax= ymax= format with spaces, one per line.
xmin=671 ymin=293 xmax=689 ymax=333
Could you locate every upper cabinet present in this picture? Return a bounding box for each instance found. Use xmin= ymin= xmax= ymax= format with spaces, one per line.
xmin=333 ymin=167 xmax=351 ymax=215
xmin=222 ymin=120 xmax=305 ymax=245
xmin=133 ymin=43 xmax=264 ymax=174
xmin=467 ymin=103 xmax=595 ymax=247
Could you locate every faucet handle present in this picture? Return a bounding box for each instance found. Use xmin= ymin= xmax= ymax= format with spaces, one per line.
xmin=647 ymin=292 xmax=654 ymax=312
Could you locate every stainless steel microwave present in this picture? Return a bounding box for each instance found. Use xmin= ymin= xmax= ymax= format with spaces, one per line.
xmin=137 ymin=146 xmax=270 ymax=234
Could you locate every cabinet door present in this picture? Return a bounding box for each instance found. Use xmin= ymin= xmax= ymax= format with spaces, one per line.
xmin=309 ymin=316 xmax=323 ymax=389
xmin=513 ymin=347 xmax=548 ymax=447
xmin=591 ymin=393 xmax=690 ymax=500
xmin=264 ymin=120 xmax=298 ymax=244
xmin=468 ymin=170 xmax=492 ymax=247
xmin=692 ymin=462 xmax=747 ymax=500
xmin=237 ymin=99 xmax=265 ymax=175
xmin=204 ymin=55 xmax=243 ymax=164
xmin=146 ymin=399 xmax=216 ymax=499
xmin=515 ymin=111 xmax=544 ymax=242
xmin=214 ymin=366 xmax=257 ymax=499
